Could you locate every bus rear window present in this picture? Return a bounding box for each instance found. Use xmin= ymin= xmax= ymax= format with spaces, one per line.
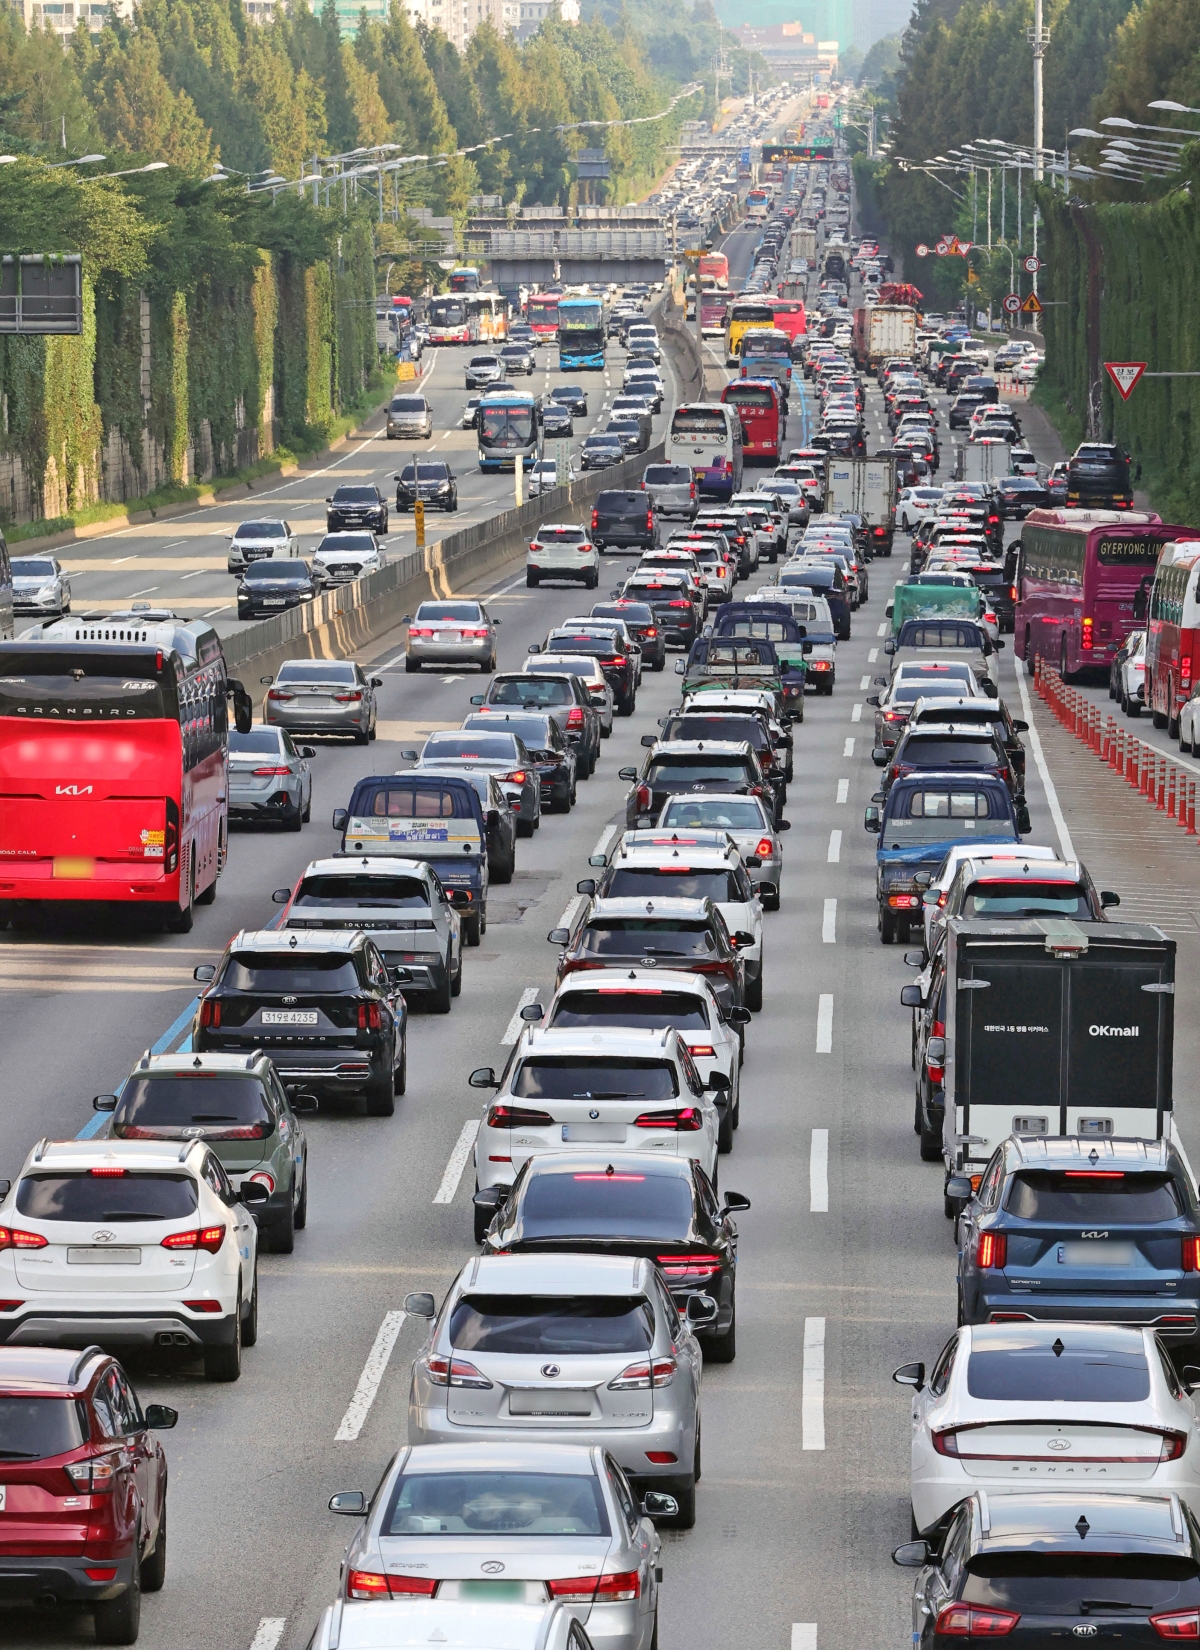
xmin=0 ymin=672 xmax=166 ymax=719
xmin=724 ymin=389 xmax=777 ymax=409
xmin=671 ymin=409 xmax=729 ymax=435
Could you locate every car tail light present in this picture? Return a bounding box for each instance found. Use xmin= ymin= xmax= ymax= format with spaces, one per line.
xmin=636 ymin=784 xmax=651 ymax=813
xmin=688 ymin=1044 xmax=715 ymax=1058
xmin=0 ymin=1228 xmax=47 ymax=1250
xmin=978 ymin=1231 xmax=1007 ymax=1269
xmin=503 ymin=771 xmax=527 ymax=785
xmin=935 ymin=1604 xmax=1019 ymax=1636
xmin=409 ymin=627 xmax=435 ymax=638
xmin=162 ymin=1225 xmax=226 ymax=1253
xmin=634 ymin=1106 xmax=702 ymax=1132
xmin=1183 ymin=1236 xmax=1200 ymax=1272
xmin=424 ymin=1354 xmax=493 ymax=1389
xmin=357 ymin=1002 xmax=382 ymax=1030
xmin=668 ymin=599 xmax=690 ymax=609
xmin=656 ymin=1251 xmax=722 ymax=1281
xmin=645 ymin=1450 xmax=678 ymax=1463
xmin=199 ymin=999 xmax=220 ymax=1029
xmin=388 ymin=1576 xmax=440 ymax=1596
xmin=1082 ymin=617 xmax=1094 ymax=651
xmin=608 ymin=1358 xmax=676 ymax=1389
xmin=566 ymin=707 xmax=584 ymax=729
xmin=548 ymin=1572 xmax=641 ymax=1602
xmin=252 ymin=766 xmax=292 ymax=777
xmin=333 ymin=691 xmax=364 ymax=703
xmin=755 ymin=837 xmax=774 ymax=858
xmin=529 ymin=543 xmax=538 ymax=553
xmin=577 ymin=544 xmax=593 ymax=555
xmin=347 ymin=1570 xmax=393 ymax=1600
xmin=66 ymin=1452 xmax=126 ymax=1493
xmin=689 ymin=482 xmax=696 ymax=500
xmin=591 ymin=508 xmax=599 ymax=531
xmin=266 ymin=689 xmax=294 ymax=701
xmin=644 ymin=627 xmax=657 ymax=637
xmin=1152 ymin=1610 xmax=1200 ymax=1639
xmin=487 ymin=1104 xmax=555 ymax=1127
xmin=461 ymin=627 xmax=489 ymax=638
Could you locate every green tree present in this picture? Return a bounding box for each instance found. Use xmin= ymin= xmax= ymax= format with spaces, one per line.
xmin=91 ymin=26 xmax=218 ymax=173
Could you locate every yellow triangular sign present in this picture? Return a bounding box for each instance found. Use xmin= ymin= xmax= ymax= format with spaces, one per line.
xmin=1021 ymin=292 xmax=1043 ymax=314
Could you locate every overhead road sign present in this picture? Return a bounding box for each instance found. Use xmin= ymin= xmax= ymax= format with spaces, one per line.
xmin=1105 ymin=361 xmax=1147 ymax=400
xmin=761 ymin=143 xmax=835 ymax=162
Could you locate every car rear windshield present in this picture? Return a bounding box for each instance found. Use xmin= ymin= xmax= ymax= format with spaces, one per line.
xmin=901 ymin=738 xmax=998 ymax=767
xmin=961 ymin=1554 xmax=1200 ymax=1616
xmin=0 ymin=1397 xmax=87 ymax=1459
xmin=277 ymin=661 xmax=355 ymax=683
xmin=660 ymin=798 xmax=769 ymax=830
xmin=382 ymin=1471 xmax=609 ymax=1537
xmin=607 ymin=868 xmax=742 ymax=902
xmin=550 ymin=990 xmax=710 ymax=1032
xmin=449 ymin=1294 xmax=654 ymax=1356
xmin=527 ymin=659 xmax=598 ymax=681
xmin=114 ymin=1076 xmax=271 ymax=1134
xmin=578 ymin=920 xmax=717 ymax=959
xmin=898 ymin=621 xmax=987 ymax=649
xmin=962 ymin=882 xmax=1091 ymax=918
xmin=537 ymin=529 xmax=586 ymax=543
xmin=596 ymin=493 xmax=645 ymax=517
xmin=645 ymin=467 xmax=691 ymax=486
xmin=352 ymin=782 xmax=475 ymax=819
xmin=423 ymin=734 xmax=518 ymax=760
xmin=489 ymin=679 xmax=572 ymax=707
xmin=415 ymin=603 xmax=482 ymax=622
xmin=892 ymin=679 xmax=975 ymax=703
xmin=646 ymin=758 xmax=751 ymax=785
xmin=222 ymin=954 xmax=361 ymax=992
xmin=512 ymin=1056 xmax=679 ymax=1100
xmin=665 ymin=716 xmax=767 ymax=747
xmin=1006 ymin=1172 xmax=1182 ymax=1223
xmin=294 ymin=874 xmax=429 ymax=908
xmin=16 ymin=1173 xmax=200 ymax=1221
xmin=520 ymin=1169 xmax=695 ymax=1240
xmin=230 ymin=730 xmax=284 ymax=754
xmin=967 ymin=1331 xmax=1150 ymax=1403
xmin=671 ymin=408 xmax=728 ymax=434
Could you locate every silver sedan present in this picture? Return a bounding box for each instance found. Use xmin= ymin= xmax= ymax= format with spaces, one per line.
xmin=228 ymin=726 xmax=313 ymax=830
xmin=405 ymin=600 xmax=499 ymax=672
xmin=327 ymin=1442 xmax=665 ymax=1650
xmin=261 ymin=659 xmax=381 ymax=743
xmin=653 ymin=794 xmax=785 ymax=909
xmin=11 ymin=555 xmax=70 ymax=619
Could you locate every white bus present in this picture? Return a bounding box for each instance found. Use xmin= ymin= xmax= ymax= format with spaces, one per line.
xmin=668 ymin=403 xmax=743 ymax=501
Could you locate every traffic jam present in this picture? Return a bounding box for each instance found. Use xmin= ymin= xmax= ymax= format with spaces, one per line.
xmin=3 ymin=101 xmax=1200 ymax=1650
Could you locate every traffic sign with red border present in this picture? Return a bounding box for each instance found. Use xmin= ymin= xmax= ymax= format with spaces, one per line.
xmin=1023 ymin=255 xmax=1043 ymax=274
xmin=1002 ymin=293 xmax=1022 ymax=315
xmin=1105 ymin=361 xmax=1147 ymax=400
xmin=915 ymin=243 xmax=929 ymax=257
xmin=1020 ymin=292 xmax=1044 ymax=315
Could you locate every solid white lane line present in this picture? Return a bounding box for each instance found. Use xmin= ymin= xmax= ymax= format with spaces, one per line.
xmin=876 ymin=622 xmax=886 ymax=637
xmin=859 ymin=675 xmax=870 ymax=690
xmin=842 ymin=737 xmax=854 ymax=758
xmin=556 ymin=892 xmax=586 ymax=933
xmin=836 ymin=779 xmax=848 ymax=805
xmin=822 ymin=899 xmax=836 ymax=943
xmin=248 ymin=1621 xmax=287 ymax=1650
xmin=591 ymin=822 xmax=620 ymax=862
xmin=180 ymin=569 xmax=208 ymax=580
xmin=867 ymin=647 xmax=878 ymax=662
xmin=850 ymin=703 xmax=862 ymax=723
xmin=810 ymin=1131 xmax=829 ymax=1213
xmin=791 ymin=1626 xmax=818 ymax=1650
xmin=433 ymin=1120 xmax=479 ymax=1205
xmin=815 ymin=994 xmax=833 ymax=1053
xmin=827 ymin=829 xmax=841 ymax=863
xmin=334 ymin=1310 xmax=407 ymax=1442
xmin=802 ymin=1318 xmax=826 ymax=1449
xmin=1013 ymin=655 xmax=1074 ymax=859
xmin=503 ymin=987 xmax=541 ymax=1045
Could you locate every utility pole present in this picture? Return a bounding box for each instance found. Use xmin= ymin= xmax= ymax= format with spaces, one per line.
xmin=1029 ymin=0 xmax=1050 ymax=182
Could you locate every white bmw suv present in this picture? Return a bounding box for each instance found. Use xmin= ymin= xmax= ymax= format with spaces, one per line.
xmin=0 ymin=1139 xmax=264 ymax=1382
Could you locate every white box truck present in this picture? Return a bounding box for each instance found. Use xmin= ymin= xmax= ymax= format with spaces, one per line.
xmin=823 ymin=456 xmax=897 ymax=555
xmin=789 ymin=226 xmax=817 ymax=268
xmin=852 ymin=304 xmax=917 ymax=372
xmin=955 ymin=440 xmax=1013 ymax=485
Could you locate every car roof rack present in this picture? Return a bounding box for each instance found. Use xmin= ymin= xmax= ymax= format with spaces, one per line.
xmin=67 ymin=1345 xmax=105 ymax=1386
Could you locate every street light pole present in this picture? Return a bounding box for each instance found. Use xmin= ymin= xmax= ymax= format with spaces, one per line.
xmin=1030 ymin=0 xmax=1049 ymax=182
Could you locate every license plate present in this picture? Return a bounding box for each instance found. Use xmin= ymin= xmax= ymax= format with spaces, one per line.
xmin=263 ymin=598 xmax=286 ymax=606
xmin=509 ymin=1388 xmax=592 ymax=1416
xmin=458 ymin=1582 xmax=527 ymax=1602
xmin=1059 ymin=1242 xmax=1136 ymax=1267
xmin=67 ymin=1247 xmax=141 ymax=1265
xmin=439 ymin=631 xmax=462 ymax=643
xmin=261 ymin=1009 xmax=319 ymax=1026
xmin=561 ymin=1122 xmax=626 ymax=1143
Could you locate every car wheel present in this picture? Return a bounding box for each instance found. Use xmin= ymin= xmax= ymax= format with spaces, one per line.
xmin=394 ymin=1036 xmax=407 ymax=1096
xmin=242 ymin=1263 xmax=259 ymax=1345
xmin=485 ymin=652 xmax=497 ymax=672
xmin=919 ymin=1097 xmax=943 ymax=1161
xmin=516 ymin=816 xmax=535 ymax=839
xmin=285 ymin=799 xmax=303 ymax=832
xmin=302 ymin=793 xmax=311 ymax=824
xmin=406 ymin=656 xmax=422 ymax=672
xmin=474 ymin=1189 xmax=494 ymax=1245
xmin=464 ymin=911 xmax=482 ymax=947
xmin=269 ymin=1194 xmax=296 ymax=1255
xmin=492 ymin=849 xmax=514 ymax=883
xmin=203 ymin=1300 xmax=242 ymax=1382
xmin=717 ymin=1099 xmax=733 ymax=1154
xmin=745 ymin=971 xmax=763 ymax=1012
xmin=703 ymin=1308 xmax=736 ymax=1364
xmin=294 ymin=1158 xmax=308 ymax=1229
xmin=354 ymin=727 xmax=370 ymax=745
xmin=652 ymin=656 xmax=665 ymax=672
xmin=166 ymin=863 xmax=195 ymax=934
xmin=94 ymin=1542 xmax=141 ymax=1644
xmin=527 ymin=571 xmax=540 ymax=587
xmin=880 ymin=912 xmax=898 ymax=945
xmin=140 ymin=1506 xmax=166 ymax=1594
xmin=365 ymin=1072 xmax=396 ymax=1116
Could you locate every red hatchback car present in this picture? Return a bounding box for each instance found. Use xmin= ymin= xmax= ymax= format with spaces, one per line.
xmin=0 ymin=1345 xmax=175 ymax=1643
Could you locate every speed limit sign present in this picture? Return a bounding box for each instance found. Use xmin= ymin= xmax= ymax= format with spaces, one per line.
xmin=1022 ymin=255 xmax=1042 ymax=273
xmin=915 ymin=243 xmax=930 ymax=257
xmin=1002 ymin=293 xmax=1022 ymax=315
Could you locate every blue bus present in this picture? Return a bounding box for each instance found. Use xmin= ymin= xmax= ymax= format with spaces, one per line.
xmin=557 ymin=297 xmax=605 ymax=370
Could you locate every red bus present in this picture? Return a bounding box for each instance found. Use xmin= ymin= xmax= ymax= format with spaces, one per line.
xmin=769 ymin=296 xmax=807 ymax=347
xmin=525 ymin=293 xmax=561 ymax=337
xmin=720 ymin=378 xmax=783 ymax=464
xmin=1146 ymin=541 xmax=1200 ymax=731
xmin=698 ymin=252 xmax=729 ymax=290
xmin=0 ymin=614 xmax=252 ymax=930
xmin=1013 ymin=509 xmax=1198 ymax=681
xmin=699 ymin=291 xmax=732 ymax=337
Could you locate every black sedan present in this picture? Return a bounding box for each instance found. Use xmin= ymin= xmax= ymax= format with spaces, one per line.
xmin=326 ymin=483 xmax=388 ymax=533
xmin=580 ymin=434 xmax=624 ymax=470
xmin=541 ymin=403 xmax=573 ymax=437
xmin=478 ymin=1150 xmax=749 ymax=1360
xmin=550 ymin=385 xmax=589 ymax=417
xmin=997 ymin=474 xmax=1049 ymax=517
xmin=462 ymin=710 xmax=577 ymax=813
xmin=237 ymin=558 xmax=317 ymax=620
xmin=394 ymin=461 xmax=458 ymax=512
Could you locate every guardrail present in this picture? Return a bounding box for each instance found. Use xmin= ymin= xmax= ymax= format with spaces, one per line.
xmin=1035 ymin=656 xmax=1198 ymax=835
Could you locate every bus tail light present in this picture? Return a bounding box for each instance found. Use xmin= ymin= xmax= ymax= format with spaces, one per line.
xmin=164 ymin=798 xmax=179 ymax=876
xmin=1183 ymin=659 xmax=1193 ymax=689
xmin=1082 ymin=617 xmax=1094 ymax=651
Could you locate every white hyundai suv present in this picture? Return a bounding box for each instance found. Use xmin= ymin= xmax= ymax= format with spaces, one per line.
xmin=0 ymin=1139 xmax=263 ymax=1381
xmin=527 ymin=524 xmax=600 ymax=590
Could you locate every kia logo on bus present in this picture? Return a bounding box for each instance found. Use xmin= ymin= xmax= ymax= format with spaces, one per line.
xmin=55 ymin=784 xmax=93 ymax=796
xmin=1089 ymin=1024 xmax=1139 ymax=1037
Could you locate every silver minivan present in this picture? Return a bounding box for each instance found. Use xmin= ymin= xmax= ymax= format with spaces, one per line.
xmin=641 ymin=464 xmax=695 ymax=520
xmin=405 ymin=1252 xmax=709 ymax=1525
xmin=387 ymin=395 xmax=434 ymax=439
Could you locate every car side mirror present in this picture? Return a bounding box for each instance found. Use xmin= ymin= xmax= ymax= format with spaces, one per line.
xmin=576 ymin=879 xmax=596 ymax=895
xmin=675 ymin=660 xmax=686 ymax=674
xmin=527 ymin=643 xmax=541 ymax=654
xmin=705 ymin=1070 xmax=731 ymax=1092
xmin=447 ymin=890 xmax=471 ymax=909
xmin=864 ymin=806 xmax=881 ymax=833
xmin=618 ymin=767 xmax=639 ymax=782
xmin=547 ymin=927 xmax=570 ymax=945
xmin=299 ymin=746 xmax=316 ymax=759
xmin=92 ymin=1094 xmax=119 ymax=1112
xmin=866 ymin=694 xmax=880 ymax=707
xmin=723 ymin=1190 xmax=751 ymax=1211
xmin=469 ymin=694 xmax=485 ymax=706
xmin=732 ymin=931 xmax=754 ymax=948
xmin=143 ymin=1403 xmax=178 ymax=1430
xmin=686 ymin=1295 xmax=719 ymax=1325
xmin=469 ymin=1067 xmax=499 ymax=1089
xmin=404 ymin=1290 xmax=437 ymax=1318
xmin=640 ymin=733 xmax=657 ymax=747
xmin=520 ymin=1003 xmax=544 ymax=1023
xmin=1183 ymin=1366 xmax=1200 ymax=1395
xmin=370 ymin=677 xmax=383 ymax=688
xmin=329 ymin=1491 xmax=368 ymax=1516
xmin=871 ymin=746 xmax=888 ymax=767
xmin=892 ymin=1541 xmax=932 ymax=1569
xmin=901 ymin=984 xmax=927 ymax=1011
xmin=904 ymin=951 xmax=924 ymax=968
xmin=1012 ymin=719 xmax=1029 ymax=733
xmin=400 ymin=748 xmax=419 ymax=762
xmin=239 ymin=1179 xmax=270 ymax=1205
xmin=777 ymin=820 xmax=791 ymax=832
xmin=193 ymin=964 xmax=216 ymax=983
xmin=289 ymin=1092 xmax=319 ymax=1114
xmin=925 ymin=1036 xmax=946 ymax=1067
xmin=892 ymin=1361 xmax=925 ymax=1391
xmin=325 ymin=496 xmax=332 ymax=503
xmin=272 ymin=888 xmax=291 ymax=905
xmin=332 ymin=808 xmax=348 ymax=831
xmin=642 ymin=1491 xmax=679 ymax=1518
xmin=486 ymin=809 xmax=501 ymax=829
xmin=259 ymin=675 xmax=273 ymax=686
xmin=945 ymin=1174 xmax=973 ymax=1201
xmin=994 ymin=639 xmax=1005 ymax=650
xmin=1100 ymin=890 xmax=1121 ymax=908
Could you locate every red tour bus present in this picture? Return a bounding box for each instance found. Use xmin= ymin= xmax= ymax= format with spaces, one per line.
xmin=1013 ymin=509 xmax=1198 ymax=681
xmin=1146 ymin=540 xmax=1200 ymax=731
xmin=525 ymin=293 xmax=561 ymax=337
xmin=720 ymin=378 xmax=784 ymax=464
xmin=0 ymin=612 xmax=252 ymax=930
xmin=698 ymin=251 xmax=729 ymax=290
xmin=769 ymin=296 xmax=807 ymax=348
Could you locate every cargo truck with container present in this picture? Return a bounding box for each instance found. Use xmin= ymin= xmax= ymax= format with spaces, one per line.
xmin=789 ymin=226 xmax=818 ymax=268
xmin=852 ymin=305 xmax=917 ymax=373
xmin=923 ymin=917 xmax=1182 ymax=1212
xmin=823 ymin=456 xmax=897 ymax=555
xmin=954 ymin=441 xmax=1013 ymax=485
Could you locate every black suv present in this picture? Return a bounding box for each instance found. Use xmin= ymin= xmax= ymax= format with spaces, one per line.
xmin=591 ymin=490 xmax=655 ymax=551
xmin=617 ymin=572 xmax=699 ymax=649
xmin=326 ymin=484 xmax=388 ymax=533
xmin=394 ymin=461 xmax=458 ymax=512
xmin=1067 ymin=441 xmax=1134 ymax=508
xmin=591 ymin=600 xmax=666 ymax=671
xmin=192 ymin=930 xmax=407 ymax=1116
xmin=530 ymin=630 xmax=637 ymax=716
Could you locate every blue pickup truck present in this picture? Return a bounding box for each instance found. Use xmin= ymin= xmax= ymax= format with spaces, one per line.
xmin=865 ymin=769 xmax=1029 ymax=944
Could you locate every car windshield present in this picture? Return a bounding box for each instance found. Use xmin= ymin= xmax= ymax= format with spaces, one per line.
xmin=277 ymin=662 xmax=356 ymax=683
xmin=16 ymin=1174 xmax=199 ymax=1222
xmin=392 ymin=399 xmax=426 ymax=413
xmin=243 ymin=562 xmax=309 ymax=582
xmin=962 ymin=882 xmax=1091 ymax=918
xmin=293 ymin=874 xmax=430 ymax=908
xmin=606 ymin=868 xmax=741 ymax=901
xmin=1006 ymin=1172 xmax=1182 ymax=1223
xmin=222 ymin=955 xmax=361 ymax=992
xmin=967 ymin=1331 xmax=1150 ymax=1402
xmin=520 ymin=1169 xmax=695 ymax=1240
xmin=318 ymin=535 xmax=375 ymax=555
xmin=416 ymin=603 xmax=483 ymax=622
xmin=550 ymin=989 xmax=710 ymax=1032
xmin=512 ymin=1056 xmax=679 ymax=1100
xmin=399 ymin=465 xmax=450 ymax=481
xmin=450 ymin=1295 xmax=654 ymax=1356
xmin=229 ymin=730 xmax=284 ymax=754
xmin=114 ymin=1076 xmax=271 ymax=1133
xmin=660 ymin=798 xmax=770 ymax=830
xmin=382 ymin=1472 xmax=610 ymax=1537
xmin=577 ymin=920 xmax=717 ymax=958
xmin=333 ymin=488 xmax=377 ymax=503
xmin=234 ymin=522 xmax=285 ymax=540
xmin=12 ymin=559 xmax=56 ymax=576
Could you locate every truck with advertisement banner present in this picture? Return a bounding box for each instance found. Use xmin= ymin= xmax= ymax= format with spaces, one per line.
xmin=823 ymin=456 xmax=897 ymax=555
xmin=852 ymin=305 xmax=918 ymax=372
